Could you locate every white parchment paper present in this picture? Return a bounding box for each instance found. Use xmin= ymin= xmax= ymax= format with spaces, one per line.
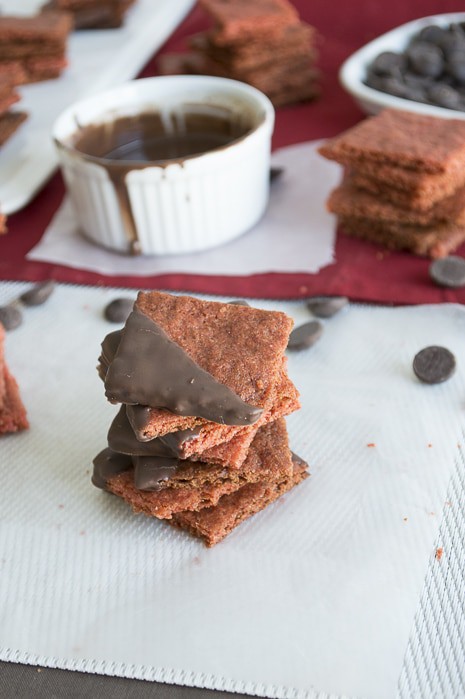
xmin=27 ymin=142 xmax=340 ymax=276
xmin=0 ymin=282 xmax=463 ymax=699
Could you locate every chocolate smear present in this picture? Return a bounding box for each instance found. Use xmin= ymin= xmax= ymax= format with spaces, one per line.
xmin=92 ymin=448 xmax=132 ymax=490
xmin=108 ymin=406 xmax=175 ymax=456
xmin=104 ymin=307 xmax=262 ymax=425
xmin=133 ymin=455 xmax=180 ymax=491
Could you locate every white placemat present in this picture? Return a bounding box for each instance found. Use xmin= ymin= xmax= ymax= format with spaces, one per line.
xmin=27 ymin=141 xmax=340 ymax=276
xmin=0 ymin=281 xmax=464 ymax=699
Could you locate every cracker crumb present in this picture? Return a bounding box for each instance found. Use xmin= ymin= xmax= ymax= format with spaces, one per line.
xmin=427 ymin=443 xmax=433 ymax=448
xmin=367 ymin=442 xmax=376 ymax=448
xmin=435 ymin=547 xmax=443 ymax=561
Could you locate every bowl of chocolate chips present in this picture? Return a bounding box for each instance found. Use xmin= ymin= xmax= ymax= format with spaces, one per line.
xmin=53 ymin=75 xmax=274 ymax=255
xmin=340 ymin=13 xmax=465 ymax=119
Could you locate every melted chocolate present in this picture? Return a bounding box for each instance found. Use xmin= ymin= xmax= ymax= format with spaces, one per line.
xmin=133 ymin=455 xmax=180 ymax=491
xmin=126 ymin=404 xmax=203 ymax=449
xmin=98 ymin=329 xmax=123 ymax=381
xmin=107 ymin=406 xmax=175 ymax=456
xmin=92 ymin=448 xmax=132 ymax=490
xmin=104 ymin=307 xmax=262 ymax=425
xmin=68 ymin=110 xmax=253 ymax=255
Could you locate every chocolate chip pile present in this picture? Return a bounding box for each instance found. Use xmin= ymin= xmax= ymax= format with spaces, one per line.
xmin=365 ymin=22 xmax=465 ymax=111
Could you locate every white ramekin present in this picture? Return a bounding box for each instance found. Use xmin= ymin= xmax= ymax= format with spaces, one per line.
xmin=52 ymin=75 xmax=275 ymax=255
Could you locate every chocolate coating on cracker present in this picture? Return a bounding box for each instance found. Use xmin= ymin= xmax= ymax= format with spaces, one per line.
xmin=104 ymin=307 xmax=263 ymax=425
xmin=92 ymin=448 xmax=132 ymax=489
xmin=133 ymin=455 xmax=180 ymax=491
xmin=108 ymin=406 xmax=174 ymax=457
xmin=413 ymin=346 xmax=456 ymax=384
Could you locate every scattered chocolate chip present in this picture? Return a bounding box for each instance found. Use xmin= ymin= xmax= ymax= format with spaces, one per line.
xmin=104 ymin=297 xmax=134 ymax=323
xmin=413 ymin=346 xmax=456 ymax=384
xmin=0 ymin=305 xmax=22 ymax=331
xmin=20 ymin=280 xmax=55 ymax=306
xmin=228 ymin=299 xmax=250 ymax=306
xmin=429 ymin=256 xmax=465 ymax=288
xmin=306 ymin=295 xmax=348 ymax=318
xmin=287 ymin=320 xmax=323 ymax=351
xmin=270 ymin=166 xmax=284 ymax=182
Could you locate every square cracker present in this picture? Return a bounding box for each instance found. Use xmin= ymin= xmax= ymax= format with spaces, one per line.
xmin=122 ymin=291 xmax=293 ymax=440
xmin=171 ymin=459 xmax=309 ymax=546
xmin=318 ymin=109 xmax=465 ymax=174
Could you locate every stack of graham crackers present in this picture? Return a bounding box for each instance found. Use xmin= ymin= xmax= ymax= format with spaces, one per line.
xmin=93 ymin=291 xmax=308 ymax=547
xmin=160 ymin=0 xmax=319 ymax=108
xmin=0 ymin=324 xmax=29 ymax=436
xmin=0 ymin=11 xmax=72 ymax=85
xmin=0 ymin=66 xmax=27 ymax=149
xmin=319 ymin=109 xmax=465 ymax=258
xmin=42 ymin=0 xmax=137 ymax=30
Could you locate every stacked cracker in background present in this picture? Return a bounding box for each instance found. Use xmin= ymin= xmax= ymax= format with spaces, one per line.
xmin=319 ymin=109 xmax=465 ymax=258
xmin=160 ymin=0 xmax=319 ymax=108
xmin=93 ymin=291 xmax=308 ymax=547
xmin=42 ymin=0 xmax=137 ymax=30
xmin=0 ymin=66 xmax=27 ymax=149
xmin=0 ymin=11 xmax=72 ymax=84
xmin=0 ymin=324 xmax=29 ymax=435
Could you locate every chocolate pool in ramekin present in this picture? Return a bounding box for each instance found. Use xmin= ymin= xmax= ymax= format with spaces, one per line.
xmin=53 ymin=76 xmax=275 ymax=255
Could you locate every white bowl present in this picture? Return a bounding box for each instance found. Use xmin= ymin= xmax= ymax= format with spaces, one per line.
xmin=53 ymin=76 xmax=274 ymax=255
xmin=340 ymin=13 xmax=465 ymax=120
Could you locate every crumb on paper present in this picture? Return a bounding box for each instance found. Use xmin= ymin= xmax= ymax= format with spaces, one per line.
xmin=403 ymin=517 xmax=408 ymax=522
xmin=427 ymin=443 xmax=433 ymax=448
xmin=435 ymin=547 xmax=443 ymax=561
xmin=367 ymin=442 xmax=376 ymax=448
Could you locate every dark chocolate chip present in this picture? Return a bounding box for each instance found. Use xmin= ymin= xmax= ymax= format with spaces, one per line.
xmin=413 ymin=346 xmax=456 ymax=384
xmin=417 ymin=25 xmax=449 ymax=45
xmin=447 ymin=57 xmax=465 ymax=84
xmin=429 ymin=255 xmax=465 ymax=288
xmin=306 ymin=295 xmax=348 ymax=318
xmin=370 ymin=51 xmax=406 ymax=76
xmin=407 ymin=42 xmax=444 ymax=78
xmin=287 ymin=320 xmax=323 ymax=351
xmin=0 ymin=305 xmax=22 ymax=331
xmin=270 ymin=166 xmax=284 ymax=182
xmin=104 ymin=297 xmax=134 ymax=323
xmin=19 ymin=280 xmax=55 ymax=306
xmin=228 ymin=299 xmax=250 ymax=306
xmin=427 ymin=83 xmax=461 ymax=109
xmin=378 ymin=76 xmax=409 ymax=98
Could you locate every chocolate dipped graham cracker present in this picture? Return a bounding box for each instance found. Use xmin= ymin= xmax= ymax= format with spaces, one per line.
xmin=95 ymin=419 xmax=298 ymax=520
xmin=94 ymin=291 xmax=307 ymax=546
xmin=100 ymin=291 xmax=294 ymax=442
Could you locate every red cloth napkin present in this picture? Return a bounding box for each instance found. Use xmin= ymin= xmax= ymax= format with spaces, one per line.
xmin=1 ymin=0 xmax=465 ymax=304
